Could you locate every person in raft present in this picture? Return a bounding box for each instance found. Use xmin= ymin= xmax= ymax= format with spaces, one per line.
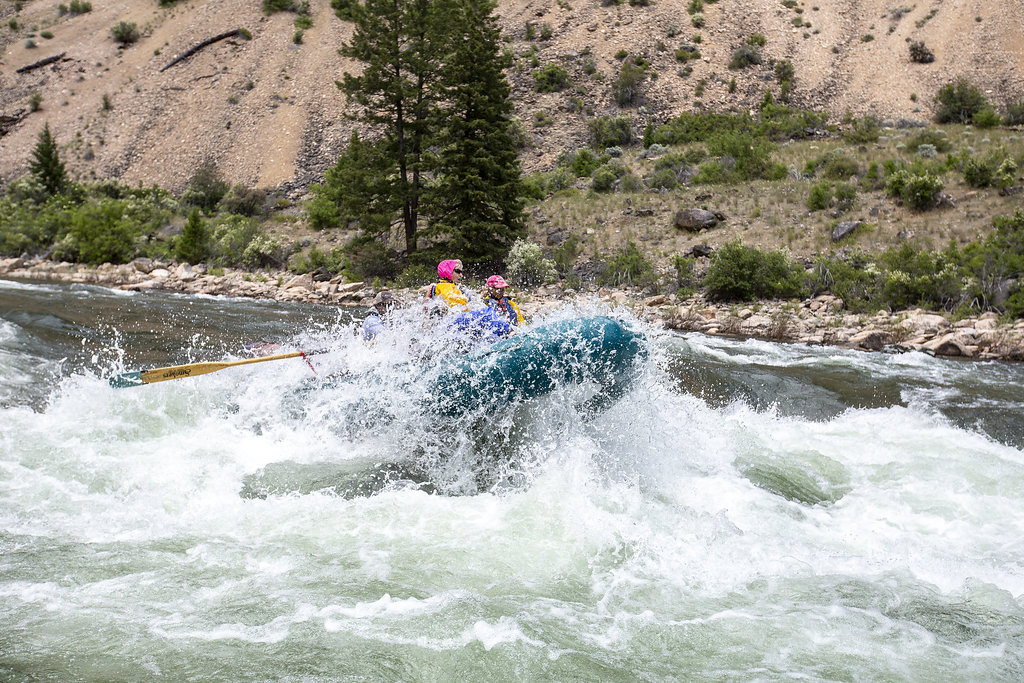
xmin=427 ymin=259 xmax=472 ymax=312
xmin=483 ymin=275 xmax=524 ymax=327
xmin=361 ymin=290 xmax=398 ymax=341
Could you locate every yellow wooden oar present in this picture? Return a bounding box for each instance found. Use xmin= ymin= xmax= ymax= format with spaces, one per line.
xmin=109 ymin=350 xmax=317 ymax=388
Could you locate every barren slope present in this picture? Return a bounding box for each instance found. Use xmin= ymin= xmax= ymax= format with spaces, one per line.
xmin=1 ymin=0 xmax=1021 ymax=192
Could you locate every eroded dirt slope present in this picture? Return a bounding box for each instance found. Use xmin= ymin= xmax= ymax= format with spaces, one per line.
xmin=1 ymin=0 xmax=1021 ymax=192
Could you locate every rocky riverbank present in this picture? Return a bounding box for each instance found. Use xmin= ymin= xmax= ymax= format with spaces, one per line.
xmin=3 ymin=256 xmax=1023 ymax=362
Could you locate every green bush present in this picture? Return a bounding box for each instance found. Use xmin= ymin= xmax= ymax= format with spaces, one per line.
xmin=646 ymin=167 xmax=678 ymax=190
xmin=59 ymin=198 xmax=143 ymax=264
xmin=1004 ymin=99 xmax=1024 ymax=126
xmin=218 ymin=185 xmax=266 ymax=216
xmin=534 ymin=63 xmax=569 ymax=92
xmin=290 ymin=244 xmax=345 ymax=275
xmin=906 ymin=129 xmax=951 ymax=154
xmin=597 ymin=242 xmax=658 ymax=289
xmin=613 ymin=58 xmax=646 ymax=106
xmin=331 ymin=0 xmax=356 ymax=20
xmin=588 ymin=115 xmax=633 ymax=148
xmin=110 ymin=21 xmax=140 ymax=45
xmin=704 ymin=241 xmax=807 ymax=301
xmin=972 ymin=106 xmax=1001 ymax=128
xmin=933 ymin=78 xmax=990 ymax=124
xmin=591 ymin=164 xmax=619 ymax=193
xmin=562 ymin=148 xmax=608 ymax=177
xmin=506 ymin=239 xmax=557 ymax=285
xmin=728 ymin=44 xmax=761 ymax=69
xmin=834 ymin=182 xmax=857 ymax=211
xmin=182 ymin=163 xmax=229 ymax=213
xmin=807 ymin=180 xmax=832 ymax=210
xmin=809 ymin=150 xmax=859 ymax=179
xmin=209 ymin=215 xmax=261 ymax=266
xmin=842 ymin=116 xmax=880 ymax=144
xmin=886 ymin=169 xmax=943 ymax=210
xmin=242 ymin=234 xmax=287 ymax=269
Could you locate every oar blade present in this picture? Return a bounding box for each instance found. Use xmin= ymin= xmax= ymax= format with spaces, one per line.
xmin=108 ymin=371 xmax=144 ymax=388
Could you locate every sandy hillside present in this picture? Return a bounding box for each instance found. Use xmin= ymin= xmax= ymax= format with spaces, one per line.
xmin=1 ymin=0 xmax=1022 ymax=193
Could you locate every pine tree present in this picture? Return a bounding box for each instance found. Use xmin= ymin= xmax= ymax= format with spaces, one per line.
xmin=307 ymin=130 xmax=394 ymax=232
xmin=176 ymin=208 xmax=209 ymax=264
xmin=424 ymin=0 xmax=526 ymax=266
xmin=29 ymin=122 xmax=68 ymax=196
xmin=339 ymin=0 xmax=438 ymax=255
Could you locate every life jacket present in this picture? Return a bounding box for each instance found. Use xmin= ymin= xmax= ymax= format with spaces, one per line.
xmin=429 ymin=281 xmax=469 ymax=310
xmin=486 ymin=296 xmax=524 ymax=326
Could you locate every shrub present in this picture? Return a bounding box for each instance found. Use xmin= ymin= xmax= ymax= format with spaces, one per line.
xmin=647 ymin=167 xmax=679 ymax=190
xmin=110 ymin=21 xmax=140 ymax=45
xmin=562 ymin=148 xmax=607 ymax=177
xmin=810 ymin=151 xmax=859 ymax=180
xmin=728 ymin=44 xmax=761 ymax=69
xmin=29 ymin=91 xmax=43 ymax=112
xmin=906 ymin=129 xmax=951 ymax=154
xmin=176 ymin=208 xmax=209 ymax=264
xmin=1004 ymin=99 xmax=1024 ymax=126
xmin=933 ymin=78 xmax=990 ymax=124
xmin=209 ymin=215 xmax=261 ymax=266
xmin=619 ymin=172 xmax=643 ymax=192
xmin=613 ymin=58 xmax=646 ymax=106
xmin=834 ymin=182 xmax=857 ymax=211
xmin=691 ymin=13 xmax=705 ymax=28
xmin=290 ymin=244 xmax=345 ymax=276
xmin=182 ymin=163 xmax=229 ymax=212
xmin=842 ymin=116 xmax=880 ymax=144
xmin=675 ymin=45 xmax=701 ymax=62
xmin=331 ymin=0 xmax=356 ymax=20
xmin=886 ymin=169 xmax=943 ymax=210
xmin=590 ymin=165 xmax=618 ymax=193
xmin=909 ymin=40 xmax=934 ymax=63
xmin=68 ymin=0 xmax=91 ymax=14
xmin=219 ymin=185 xmax=266 ymax=216
xmin=807 ymin=180 xmax=832 ymax=210
xmin=588 ymin=115 xmax=633 ymax=148
xmin=704 ymin=241 xmax=807 ymax=301
xmin=60 ymin=198 xmax=143 ymax=264
xmin=597 ymin=242 xmax=658 ymax=289
xmin=242 ymin=233 xmax=287 ymax=269
xmin=972 ymin=107 xmax=1001 ymax=128
xmin=506 ymin=239 xmax=557 ymax=285
xmin=534 ymin=63 xmax=569 ymax=92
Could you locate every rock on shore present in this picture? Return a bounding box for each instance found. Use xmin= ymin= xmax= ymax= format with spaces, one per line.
xmin=3 ymin=257 xmax=1023 ymax=362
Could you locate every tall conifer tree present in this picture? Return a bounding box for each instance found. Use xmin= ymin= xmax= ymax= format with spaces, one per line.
xmin=340 ymin=0 xmax=437 ymax=255
xmin=29 ymin=122 xmax=67 ymax=196
xmin=425 ymin=0 xmax=526 ymax=265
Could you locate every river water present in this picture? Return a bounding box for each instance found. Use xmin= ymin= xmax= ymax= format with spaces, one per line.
xmin=2 ymin=278 xmax=1024 ymax=680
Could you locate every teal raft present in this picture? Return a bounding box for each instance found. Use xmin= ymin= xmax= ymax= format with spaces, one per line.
xmin=430 ymin=316 xmax=648 ymax=418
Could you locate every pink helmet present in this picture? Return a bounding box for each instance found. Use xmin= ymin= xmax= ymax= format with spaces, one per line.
xmin=485 ymin=275 xmax=509 ymax=289
xmin=437 ymin=259 xmax=462 ymax=281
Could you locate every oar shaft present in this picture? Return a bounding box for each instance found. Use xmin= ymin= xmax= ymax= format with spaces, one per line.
xmin=138 ymin=351 xmax=304 ymax=384
xmin=110 ymin=350 xmax=315 ymax=388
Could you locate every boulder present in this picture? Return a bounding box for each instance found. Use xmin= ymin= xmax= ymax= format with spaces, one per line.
xmin=849 ymin=328 xmax=891 ymax=350
xmin=831 ymin=221 xmax=861 ymax=242
xmin=673 ymin=208 xmax=721 ymax=232
xmin=685 ymin=244 xmax=714 ymax=258
xmin=922 ymin=332 xmax=977 ymax=358
xmin=131 ymin=257 xmax=156 ymax=274
xmin=905 ymin=312 xmax=950 ymax=336
xmin=283 ymin=273 xmax=314 ymax=291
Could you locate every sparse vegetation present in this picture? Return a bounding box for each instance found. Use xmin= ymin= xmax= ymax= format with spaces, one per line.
xmin=110 ymin=21 xmax=140 ymax=45
xmin=933 ymin=78 xmax=990 ymax=124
